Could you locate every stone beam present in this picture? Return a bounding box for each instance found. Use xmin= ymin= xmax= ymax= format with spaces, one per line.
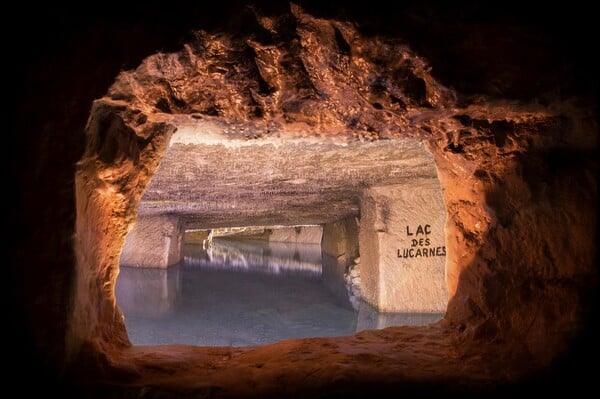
xmin=205 ymin=225 xmax=323 ymax=244
xmin=264 ymin=226 xmax=323 ymax=244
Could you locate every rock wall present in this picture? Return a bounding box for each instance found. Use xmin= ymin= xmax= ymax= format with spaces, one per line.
xmin=429 ymin=111 xmax=598 ymax=361
xmin=321 ymin=217 xmax=360 ymax=266
xmin=120 ymin=215 xmax=184 ymax=268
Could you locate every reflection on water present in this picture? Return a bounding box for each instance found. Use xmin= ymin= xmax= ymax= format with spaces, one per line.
xmin=184 ymin=238 xmax=323 ymax=276
xmin=116 ymin=267 xmax=181 ymax=318
xmin=116 ymin=239 xmax=442 ymax=347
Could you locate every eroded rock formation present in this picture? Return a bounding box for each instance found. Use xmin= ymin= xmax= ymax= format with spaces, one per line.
xmin=11 ymin=1 xmax=597 ymax=397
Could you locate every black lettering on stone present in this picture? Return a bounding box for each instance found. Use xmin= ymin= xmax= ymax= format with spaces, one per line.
xmin=407 ymin=224 xmax=433 ymax=237
xmin=410 ymin=237 xmax=433 ymax=247
xmin=397 ymin=246 xmax=446 ymax=261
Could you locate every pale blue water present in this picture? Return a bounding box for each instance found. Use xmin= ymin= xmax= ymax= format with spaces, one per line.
xmin=116 ymin=239 xmax=442 ymax=347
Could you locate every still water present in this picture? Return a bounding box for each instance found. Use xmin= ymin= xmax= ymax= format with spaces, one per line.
xmin=116 ymin=239 xmax=442 ymax=347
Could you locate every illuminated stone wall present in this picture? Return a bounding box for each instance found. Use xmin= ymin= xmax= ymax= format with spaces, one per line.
xmin=321 ymin=217 xmax=360 ymax=308
xmin=359 ymin=182 xmax=447 ymax=312
xmin=120 ymin=215 xmax=184 ymax=268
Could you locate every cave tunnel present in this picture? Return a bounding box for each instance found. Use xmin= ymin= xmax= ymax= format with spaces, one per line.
xmin=114 ymin=125 xmax=449 ymax=346
xmin=9 ymin=1 xmax=597 ymax=398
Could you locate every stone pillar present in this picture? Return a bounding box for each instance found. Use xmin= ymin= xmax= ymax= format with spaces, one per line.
xmin=359 ymin=181 xmax=447 ymax=312
xmin=321 ymin=217 xmax=359 ymax=267
xmin=120 ymin=215 xmax=184 ymax=268
xmin=321 ymin=216 xmax=360 ymax=308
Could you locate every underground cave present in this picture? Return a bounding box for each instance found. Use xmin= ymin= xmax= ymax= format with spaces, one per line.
xmin=11 ymin=2 xmax=597 ymax=398
xmin=114 ymin=127 xmax=448 ymax=346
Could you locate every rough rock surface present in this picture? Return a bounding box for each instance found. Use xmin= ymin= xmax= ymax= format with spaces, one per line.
xmin=10 ymin=1 xmax=597 ymax=397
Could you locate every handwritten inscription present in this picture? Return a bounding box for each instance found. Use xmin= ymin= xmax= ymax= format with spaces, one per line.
xmin=397 ymin=247 xmax=446 ymax=258
xmin=406 ymin=224 xmax=431 ymax=235
xmin=397 ymin=224 xmax=446 ymax=259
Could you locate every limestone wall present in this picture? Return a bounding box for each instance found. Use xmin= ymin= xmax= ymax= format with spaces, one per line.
xmin=211 ymin=226 xmax=323 ymax=244
xmin=184 ymin=230 xmax=210 ymax=244
xmin=321 ymin=217 xmax=359 ymax=265
xmin=120 ymin=215 xmax=184 ymax=268
xmin=321 ymin=217 xmax=360 ymax=308
xmin=268 ymin=226 xmax=323 ymax=244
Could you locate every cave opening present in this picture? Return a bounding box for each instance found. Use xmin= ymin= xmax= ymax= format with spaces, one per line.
xmin=65 ymin=6 xmax=515 ymax=389
xmin=12 ymin=2 xmax=594 ymax=395
xmin=113 ymin=123 xmax=448 ymax=347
